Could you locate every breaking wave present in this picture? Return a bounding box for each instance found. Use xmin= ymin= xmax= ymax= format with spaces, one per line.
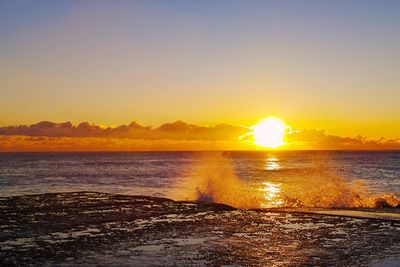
xmin=170 ymin=152 xmax=400 ymax=209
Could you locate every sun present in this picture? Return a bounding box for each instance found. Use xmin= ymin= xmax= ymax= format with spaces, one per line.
xmin=252 ymin=116 xmax=288 ymax=148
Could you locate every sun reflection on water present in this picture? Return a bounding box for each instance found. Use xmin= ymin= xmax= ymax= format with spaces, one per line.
xmin=260 ymin=181 xmax=284 ymax=208
xmin=265 ymin=156 xmax=280 ymax=171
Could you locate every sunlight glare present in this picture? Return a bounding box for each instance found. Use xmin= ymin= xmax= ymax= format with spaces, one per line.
xmin=265 ymin=156 xmax=280 ymax=170
xmin=253 ymin=117 xmax=288 ymax=148
xmin=259 ymin=181 xmax=284 ymax=208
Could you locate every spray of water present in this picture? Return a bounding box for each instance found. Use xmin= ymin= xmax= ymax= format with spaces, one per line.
xmin=170 ymin=152 xmax=260 ymax=209
xmin=169 ymin=152 xmax=399 ymax=209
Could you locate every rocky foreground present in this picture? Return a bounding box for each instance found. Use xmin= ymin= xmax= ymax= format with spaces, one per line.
xmin=1 ymin=192 xmax=400 ymax=266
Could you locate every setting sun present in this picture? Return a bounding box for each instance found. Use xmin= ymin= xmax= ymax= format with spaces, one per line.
xmin=253 ymin=117 xmax=288 ymax=148
xmin=1 ymin=1 xmax=400 ymax=266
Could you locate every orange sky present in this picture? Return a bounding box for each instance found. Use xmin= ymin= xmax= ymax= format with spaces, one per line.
xmin=1 ymin=1 xmax=400 ymax=142
xmin=0 ymin=120 xmax=399 ymax=151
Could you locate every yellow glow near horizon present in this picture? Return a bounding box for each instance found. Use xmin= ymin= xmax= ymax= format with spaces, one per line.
xmin=253 ymin=117 xmax=287 ymax=148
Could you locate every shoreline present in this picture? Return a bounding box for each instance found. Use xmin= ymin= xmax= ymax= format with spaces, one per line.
xmin=2 ymin=191 xmax=400 ymax=221
xmin=1 ymin=191 xmax=400 ymax=266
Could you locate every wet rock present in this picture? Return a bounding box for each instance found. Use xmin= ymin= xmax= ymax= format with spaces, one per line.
xmin=0 ymin=192 xmax=400 ymax=266
xmin=375 ymin=198 xmax=392 ymax=208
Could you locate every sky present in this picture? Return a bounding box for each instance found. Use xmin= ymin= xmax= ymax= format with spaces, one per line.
xmin=1 ymin=120 xmax=399 ymax=151
xmin=1 ymin=0 xmax=400 ymax=140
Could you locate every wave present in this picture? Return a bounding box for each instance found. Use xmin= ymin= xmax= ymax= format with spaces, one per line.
xmin=169 ymin=152 xmax=400 ymax=209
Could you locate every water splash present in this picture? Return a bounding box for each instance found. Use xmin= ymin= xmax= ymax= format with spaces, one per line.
xmin=169 ymin=152 xmax=259 ymax=209
xmin=170 ymin=152 xmax=399 ymax=209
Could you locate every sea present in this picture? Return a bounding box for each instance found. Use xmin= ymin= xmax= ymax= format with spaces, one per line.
xmin=1 ymin=151 xmax=400 ymax=266
xmin=0 ymin=151 xmax=399 ymax=208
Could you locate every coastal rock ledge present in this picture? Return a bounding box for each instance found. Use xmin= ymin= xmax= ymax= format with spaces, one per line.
xmin=1 ymin=192 xmax=400 ymax=266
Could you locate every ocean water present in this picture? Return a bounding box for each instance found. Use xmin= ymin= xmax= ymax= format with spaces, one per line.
xmin=0 ymin=151 xmax=399 ymax=208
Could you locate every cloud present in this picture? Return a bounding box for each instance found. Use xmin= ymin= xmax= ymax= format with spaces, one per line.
xmin=0 ymin=121 xmax=150 ymax=138
xmin=152 ymin=121 xmax=248 ymax=140
xmin=0 ymin=121 xmax=248 ymax=140
xmin=0 ymin=121 xmax=399 ymax=151
xmin=285 ymin=129 xmax=400 ymax=150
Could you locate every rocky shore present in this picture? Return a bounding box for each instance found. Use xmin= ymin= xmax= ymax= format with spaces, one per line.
xmin=1 ymin=192 xmax=400 ymax=266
